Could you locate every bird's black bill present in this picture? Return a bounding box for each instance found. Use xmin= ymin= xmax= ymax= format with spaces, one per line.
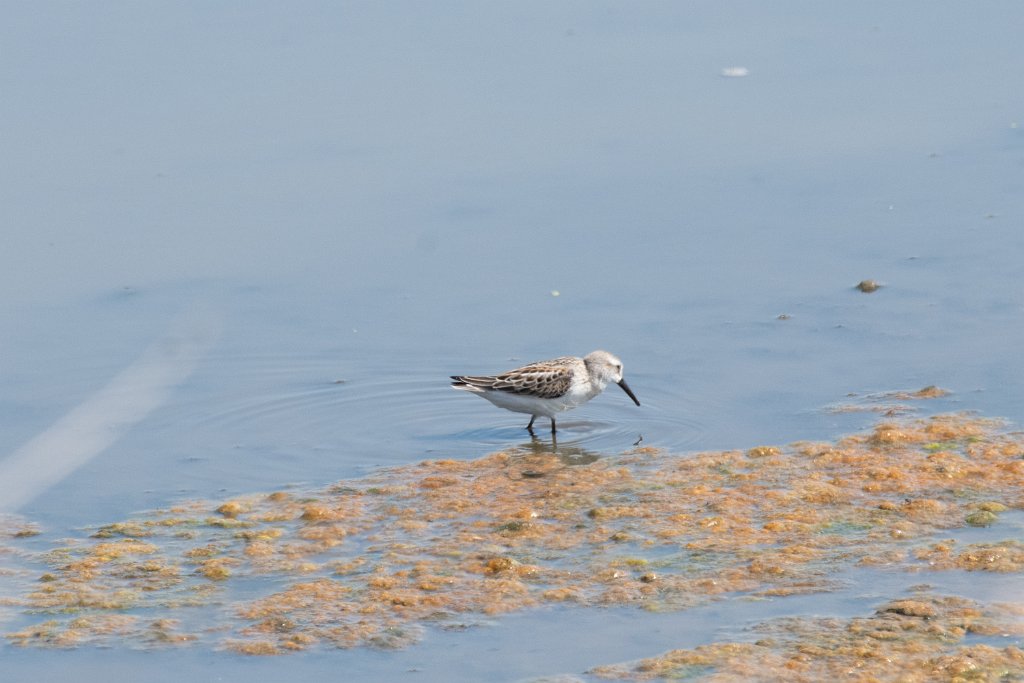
xmin=617 ymin=379 xmax=641 ymax=406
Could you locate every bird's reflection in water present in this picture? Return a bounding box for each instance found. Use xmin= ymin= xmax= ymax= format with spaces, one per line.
xmin=504 ymin=432 xmax=603 ymax=480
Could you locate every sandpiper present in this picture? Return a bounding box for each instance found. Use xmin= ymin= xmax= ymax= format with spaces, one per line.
xmin=450 ymin=350 xmax=640 ymax=433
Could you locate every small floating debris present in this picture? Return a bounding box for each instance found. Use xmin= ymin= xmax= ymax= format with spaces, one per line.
xmin=720 ymin=66 xmax=749 ymax=78
xmin=855 ymin=279 xmax=881 ymax=293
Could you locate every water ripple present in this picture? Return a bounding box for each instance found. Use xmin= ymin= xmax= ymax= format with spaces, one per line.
xmin=184 ymin=355 xmax=714 ymax=458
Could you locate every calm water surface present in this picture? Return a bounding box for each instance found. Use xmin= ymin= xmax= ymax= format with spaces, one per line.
xmin=3 ymin=2 xmax=1024 ymax=680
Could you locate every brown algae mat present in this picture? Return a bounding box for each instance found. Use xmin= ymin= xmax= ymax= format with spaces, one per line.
xmin=2 ymin=412 xmax=1024 ymax=674
xmin=590 ymin=593 xmax=1024 ymax=682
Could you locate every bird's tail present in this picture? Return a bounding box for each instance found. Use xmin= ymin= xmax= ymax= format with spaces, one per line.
xmin=451 ymin=375 xmax=491 ymax=393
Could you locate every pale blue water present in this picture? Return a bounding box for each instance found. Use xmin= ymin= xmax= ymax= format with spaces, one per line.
xmin=3 ymin=2 xmax=1024 ymax=680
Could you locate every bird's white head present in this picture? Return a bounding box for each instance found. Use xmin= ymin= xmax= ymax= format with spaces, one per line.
xmin=584 ymin=350 xmax=640 ymax=406
xmin=584 ymin=350 xmax=624 ymax=384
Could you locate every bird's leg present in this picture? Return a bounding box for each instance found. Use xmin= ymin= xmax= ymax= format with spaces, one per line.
xmin=526 ymin=416 xmax=536 ymax=433
xmin=550 ymin=417 xmax=557 ymax=433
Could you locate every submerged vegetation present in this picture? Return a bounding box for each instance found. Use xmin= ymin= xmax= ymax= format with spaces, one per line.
xmin=2 ymin=410 xmax=1024 ymax=677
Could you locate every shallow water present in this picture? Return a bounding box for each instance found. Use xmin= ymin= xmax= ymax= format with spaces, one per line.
xmin=3 ymin=566 xmax=1022 ymax=683
xmin=3 ymin=1 xmax=1024 ymax=680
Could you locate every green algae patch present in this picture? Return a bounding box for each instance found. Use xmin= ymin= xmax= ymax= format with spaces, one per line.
xmin=4 ymin=414 xmax=1024 ymax=656
xmin=965 ymin=510 xmax=999 ymax=527
xmin=590 ymin=594 xmax=1024 ymax=682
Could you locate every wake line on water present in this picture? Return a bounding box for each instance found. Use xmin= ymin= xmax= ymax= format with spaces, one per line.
xmin=0 ymin=308 xmax=220 ymax=512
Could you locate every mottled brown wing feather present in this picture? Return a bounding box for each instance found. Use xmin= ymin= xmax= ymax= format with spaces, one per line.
xmin=451 ymin=360 xmax=574 ymax=399
xmin=494 ymin=364 xmax=573 ymax=399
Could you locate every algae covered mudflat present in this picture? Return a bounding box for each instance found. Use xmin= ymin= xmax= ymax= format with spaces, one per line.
xmin=3 ymin=412 xmax=1024 ymax=678
xmin=590 ymin=593 xmax=1024 ymax=681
